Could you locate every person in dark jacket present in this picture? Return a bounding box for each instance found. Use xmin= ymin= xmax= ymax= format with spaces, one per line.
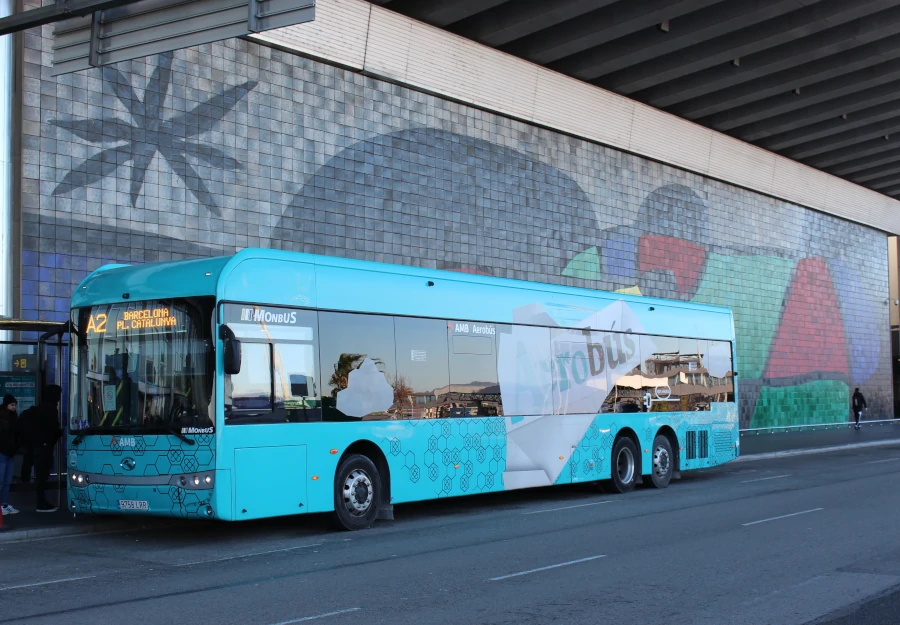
xmin=0 ymin=394 xmax=20 ymax=515
xmin=19 ymin=386 xmax=63 ymax=512
xmin=852 ymin=388 xmax=867 ymax=430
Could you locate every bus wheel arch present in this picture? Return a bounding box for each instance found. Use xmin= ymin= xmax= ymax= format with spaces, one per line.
xmin=610 ymin=428 xmax=641 ymax=493
xmin=332 ymin=440 xmax=391 ymax=531
xmin=644 ymin=426 xmax=677 ymax=489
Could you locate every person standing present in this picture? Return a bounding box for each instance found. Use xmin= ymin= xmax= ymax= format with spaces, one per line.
xmin=0 ymin=394 xmax=20 ymax=515
xmin=19 ymin=386 xmax=63 ymax=512
xmin=852 ymin=387 xmax=867 ymax=430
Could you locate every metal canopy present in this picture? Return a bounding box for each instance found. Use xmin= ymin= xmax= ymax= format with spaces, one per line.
xmin=366 ymin=0 xmax=900 ymax=202
xmin=51 ymin=0 xmax=314 ymax=75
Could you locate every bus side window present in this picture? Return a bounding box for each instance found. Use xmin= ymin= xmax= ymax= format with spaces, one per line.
xmin=318 ymin=312 xmax=398 ymax=421
xmin=446 ymin=321 xmax=504 ymax=418
xmin=273 ymin=342 xmax=321 ymax=422
xmin=226 ymin=342 xmax=273 ymax=423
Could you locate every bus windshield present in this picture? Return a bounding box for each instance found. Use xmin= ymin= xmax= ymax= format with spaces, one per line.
xmin=70 ymin=297 xmax=215 ymax=435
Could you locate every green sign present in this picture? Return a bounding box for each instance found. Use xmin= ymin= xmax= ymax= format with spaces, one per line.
xmin=0 ymin=374 xmax=36 ymax=412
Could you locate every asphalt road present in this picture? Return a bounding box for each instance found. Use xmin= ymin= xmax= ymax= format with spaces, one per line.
xmin=1 ymin=443 xmax=900 ymax=625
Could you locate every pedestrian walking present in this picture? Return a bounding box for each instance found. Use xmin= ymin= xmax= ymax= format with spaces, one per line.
xmin=852 ymin=387 xmax=867 ymax=430
xmin=0 ymin=394 xmax=20 ymax=515
xmin=19 ymin=386 xmax=63 ymax=512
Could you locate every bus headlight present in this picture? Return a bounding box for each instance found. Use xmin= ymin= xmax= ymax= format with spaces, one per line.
xmin=204 ymin=475 xmax=212 ymax=484
xmin=192 ymin=476 xmax=200 ymax=486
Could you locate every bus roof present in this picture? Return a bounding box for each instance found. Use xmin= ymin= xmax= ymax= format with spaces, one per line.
xmin=73 ymin=249 xmax=735 ymax=340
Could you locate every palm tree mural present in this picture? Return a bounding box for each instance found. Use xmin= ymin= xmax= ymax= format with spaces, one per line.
xmin=50 ymin=52 xmax=257 ymax=216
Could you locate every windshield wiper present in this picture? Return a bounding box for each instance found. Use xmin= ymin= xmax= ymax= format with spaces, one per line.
xmin=72 ymin=427 xmax=108 ymax=446
xmin=165 ymin=428 xmax=196 ymax=445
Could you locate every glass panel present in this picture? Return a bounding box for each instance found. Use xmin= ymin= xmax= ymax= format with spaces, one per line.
xmin=640 ymin=335 xmax=683 ymax=412
xmin=497 ymin=324 xmax=552 ymax=416
xmin=447 ymin=320 xmax=503 ymax=417
xmin=318 ymin=312 xmax=397 ymax=421
xmin=698 ymin=340 xmax=735 ymax=405
xmin=394 ymin=317 xmax=449 ymax=419
xmin=70 ymin=298 xmax=214 ymax=433
xmin=226 ymin=342 xmax=272 ymax=420
xmin=608 ymin=331 xmax=643 ymax=413
xmin=274 ymin=343 xmax=321 ymax=422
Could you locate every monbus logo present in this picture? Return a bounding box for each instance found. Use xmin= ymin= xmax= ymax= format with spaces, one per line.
xmin=240 ymin=308 xmax=298 ymax=324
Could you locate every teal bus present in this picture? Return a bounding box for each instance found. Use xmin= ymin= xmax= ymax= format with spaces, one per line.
xmin=67 ymin=249 xmax=738 ymax=530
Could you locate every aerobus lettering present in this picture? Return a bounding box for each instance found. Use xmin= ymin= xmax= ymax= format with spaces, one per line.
xmin=453 ymin=323 xmax=495 ymax=335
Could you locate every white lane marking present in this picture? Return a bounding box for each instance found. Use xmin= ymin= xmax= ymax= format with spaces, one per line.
xmin=523 ymin=500 xmax=614 ymax=515
xmin=0 ymin=575 xmax=97 ymax=591
xmin=742 ymin=508 xmax=824 ymax=527
xmin=740 ymin=474 xmax=790 ymax=483
xmin=176 ymin=543 xmax=322 ymax=567
xmin=735 ymin=439 xmax=900 ymax=462
xmin=866 ymin=457 xmax=900 ymax=464
xmin=269 ymin=608 xmax=361 ymax=624
xmin=489 ymin=554 xmax=606 ymax=581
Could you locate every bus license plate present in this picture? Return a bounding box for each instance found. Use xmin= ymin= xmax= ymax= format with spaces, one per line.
xmin=117 ymin=500 xmax=149 ymax=511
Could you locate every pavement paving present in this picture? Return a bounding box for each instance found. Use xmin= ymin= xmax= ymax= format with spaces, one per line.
xmin=0 ymin=438 xmax=899 ymax=624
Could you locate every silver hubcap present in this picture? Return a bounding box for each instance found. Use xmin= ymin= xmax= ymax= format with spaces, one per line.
xmin=616 ymin=447 xmax=635 ymax=484
xmin=343 ymin=469 xmax=373 ymax=516
xmin=653 ymin=446 xmax=670 ymax=479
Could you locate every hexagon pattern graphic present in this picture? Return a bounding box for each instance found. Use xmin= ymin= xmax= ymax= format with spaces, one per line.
xmin=69 ymin=433 xmax=216 ymax=519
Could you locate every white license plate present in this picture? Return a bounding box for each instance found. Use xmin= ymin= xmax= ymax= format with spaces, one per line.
xmin=117 ymin=500 xmax=149 ymax=511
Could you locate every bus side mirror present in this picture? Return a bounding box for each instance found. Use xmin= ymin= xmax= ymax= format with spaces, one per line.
xmin=220 ymin=325 xmax=242 ymax=375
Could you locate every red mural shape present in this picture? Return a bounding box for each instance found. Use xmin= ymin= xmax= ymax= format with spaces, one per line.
xmin=764 ymin=257 xmax=850 ymax=379
xmin=638 ymin=235 xmax=707 ymax=295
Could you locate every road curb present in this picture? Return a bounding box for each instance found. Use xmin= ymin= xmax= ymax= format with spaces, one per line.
xmin=0 ymin=519 xmax=174 ymax=543
xmin=736 ymin=438 xmax=900 ymax=462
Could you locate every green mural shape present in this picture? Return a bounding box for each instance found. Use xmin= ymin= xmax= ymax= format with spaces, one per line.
xmin=562 ymin=247 xmax=601 ymax=280
xmin=691 ymin=253 xmax=795 ymax=379
xmin=751 ymin=380 xmax=850 ymax=429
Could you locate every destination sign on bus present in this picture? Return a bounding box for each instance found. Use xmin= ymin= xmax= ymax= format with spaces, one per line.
xmin=85 ymin=307 xmax=182 ymax=336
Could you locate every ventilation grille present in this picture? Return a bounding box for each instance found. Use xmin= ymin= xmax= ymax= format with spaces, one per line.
xmin=714 ymin=431 xmax=732 ymax=455
xmin=686 ymin=430 xmax=710 ymax=460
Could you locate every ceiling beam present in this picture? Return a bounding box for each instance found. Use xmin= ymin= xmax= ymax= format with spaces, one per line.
xmin=448 ymin=0 xmax=617 ymax=47
xmin=826 ymin=147 xmax=900 ymax=176
xmin=697 ymin=57 xmax=900 ymax=131
xmin=499 ymin=0 xmax=721 ymax=65
xmin=598 ymin=0 xmax=895 ymax=95
xmin=843 ymin=160 xmax=900 ymax=183
xmin=729 ymin=79 xmax=900 ymax=141
xmin=759 ymin=99 xmax=900 ymax=151
xmin=805 ymin=135 xmax=900 ymax=169
xmin=782 ymin=116 xmax=900 ymax=159
xmin=552 ymin=0 xmax=805 ymax=81
xmin=642 ymin=7 xmax=900 ymax=110
xmin=381 ymin=0 xmax=509 ymax=26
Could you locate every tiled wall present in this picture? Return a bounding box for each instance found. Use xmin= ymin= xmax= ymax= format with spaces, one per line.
xmin=20 ymin=33 xmax=892 ymax=428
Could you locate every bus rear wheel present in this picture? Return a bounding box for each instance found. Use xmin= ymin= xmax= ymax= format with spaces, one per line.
xmin=332 ymin=454 xmax=381 ymax=531
xmin=610 ymin=437 xmax=638 ymax=493
xmin=645 ymin=435 xmax=674 ymax=489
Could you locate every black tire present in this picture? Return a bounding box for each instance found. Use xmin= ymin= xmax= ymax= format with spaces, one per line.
xmin=645 ymin=434 xmax=674 ymax=489
xmin=332 ymin=454 xmax=381 ymax=531
xmin=610 ymin=437 xmax=639 ymax=493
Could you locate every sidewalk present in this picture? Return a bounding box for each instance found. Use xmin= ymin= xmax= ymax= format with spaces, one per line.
xmin=740 ymin=420 xmax=900 ymax=456
xmin=0 ymin=490 xmax=165 ymax=543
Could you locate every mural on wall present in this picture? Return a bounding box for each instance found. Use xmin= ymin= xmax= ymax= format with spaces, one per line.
xmin=50 ymin=52 xmax=257 ymax=216
xmin=25 ymin=46 xmax=890 ymax=429
xmin=272 ymin=129 xmax=888 ymax=430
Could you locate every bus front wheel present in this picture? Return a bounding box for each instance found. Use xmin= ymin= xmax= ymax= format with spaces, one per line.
xmin=610 ymin=437 xmax=638 ymax=493
xmin=332 ymin=454 xmax=382 ymax=531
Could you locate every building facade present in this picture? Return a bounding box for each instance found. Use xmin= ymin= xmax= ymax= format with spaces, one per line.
xmin=18 ymin=28 xmax=892 ymax=428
